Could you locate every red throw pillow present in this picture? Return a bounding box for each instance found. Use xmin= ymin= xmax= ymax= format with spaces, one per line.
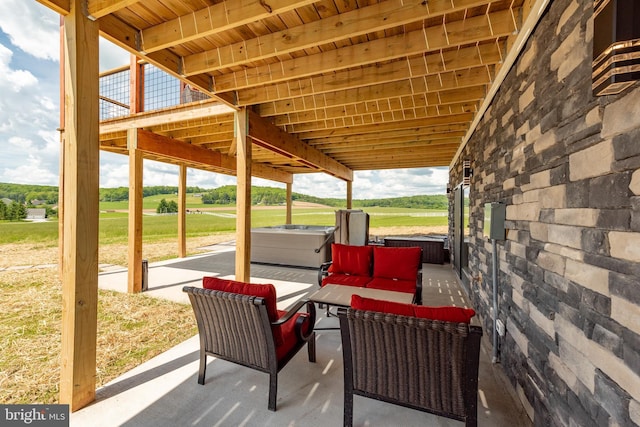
xmin=351 ymin=295 xmax=476 ymax=324
xmin=413 ymin=306 xmax=476 ymax=324
xmin=350 ymin=294 xmax=414 ymax=316
xmin=372 ymin=246 xmax=421 ymax=281
xmin=329 ymin=244 xmax=373 ymax=276
xmin=202 ymin=277 xmax=278 ymax=322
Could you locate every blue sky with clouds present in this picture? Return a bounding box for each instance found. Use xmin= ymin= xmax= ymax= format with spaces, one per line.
xmin=0 ymin=1 xmax=449 ymax=199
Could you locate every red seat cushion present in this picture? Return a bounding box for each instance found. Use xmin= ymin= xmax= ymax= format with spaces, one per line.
xmin=202 ymin=277 xmax=278 ymax=321
xmin=372 ymin=246 xmax=421 ymax=281
xmin=275 ymin=310 xmax=312 ymax=362
xmin=350 ymin=295 xmax=414 ymax=316
xmin=413 ymin=305 xmax=477 ymax=323
xmin=366 ymin=277 xmax=415 ymax=294
xmin=351 ymin=295 xmax=476 ymax=324
xmin=328 ymin=244 xmax=373 ymax=276
xmin=322 ymin=273 xmax=372 ymax=288
xmin=202 ymin=277 xmax=285 ymax=345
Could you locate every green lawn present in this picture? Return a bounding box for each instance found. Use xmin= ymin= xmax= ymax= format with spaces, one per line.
xmin=0 ymin=206 xmax=447 ymax=246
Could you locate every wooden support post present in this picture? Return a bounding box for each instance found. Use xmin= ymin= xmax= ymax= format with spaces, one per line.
xmin=59 ymin=0 xmax=100 ymax=411
xmin=58 ymin=16 xmax=65 ymax=280
xmin=286 ymin=182 xmax=292 ymax=225
xmin=128 ymin=129 xmax=143 ymax=293
xmin=129 ymin=54 xmax=144 ymax=113
xmin=235 ymin=108 xmax=251 ymax=281
xmin=346 ymin=180 xmax=353 ymax=209
xmin=178 ymin=164 xmax=187 ymax=258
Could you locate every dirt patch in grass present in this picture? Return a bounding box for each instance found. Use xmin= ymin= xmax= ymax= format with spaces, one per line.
xmin=99 ymin=233 xmax=236 ymax=267
xmin=0 ymin=233 xmax=236 ymax=269
xmin=0 ymin=268 xmax=197 ymax=404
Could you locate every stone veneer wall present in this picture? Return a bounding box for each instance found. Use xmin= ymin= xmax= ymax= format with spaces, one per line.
xmin=448 ymin=0 xmax=640 ymax=425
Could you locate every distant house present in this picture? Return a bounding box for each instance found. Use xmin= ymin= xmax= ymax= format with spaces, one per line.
xmin=1 ymin=198 xmax=12 ymax=206
xmin=26 ymin=208 xmax=46 ymax=220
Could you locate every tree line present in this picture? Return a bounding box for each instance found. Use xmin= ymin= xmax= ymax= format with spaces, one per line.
xmin=1 ymin=182 xmax=449 ymax=215
xmin=0 ymin=183 xmax=58 ymax=205
xmin=100 ymin=185 xmax=210 ymax=202
xmin=201 ymin=185 xmax=448 ymax=209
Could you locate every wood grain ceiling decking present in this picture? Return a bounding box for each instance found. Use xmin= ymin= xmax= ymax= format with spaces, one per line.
xmin=42 ymin=0 xmax=534 ymax=181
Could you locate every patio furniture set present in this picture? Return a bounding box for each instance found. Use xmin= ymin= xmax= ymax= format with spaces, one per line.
xmin=183 ymin=243 xmax=483 ymax=427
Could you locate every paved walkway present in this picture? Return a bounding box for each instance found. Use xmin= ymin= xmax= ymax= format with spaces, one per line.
xmin=70 ymin=247 xmax=532 ymax=427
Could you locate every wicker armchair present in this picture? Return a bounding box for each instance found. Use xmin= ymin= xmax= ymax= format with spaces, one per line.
xmin=338 ymin=307 xmax=482 ymax=426
xmin=183 ymin=285 xmax=316 ymax=411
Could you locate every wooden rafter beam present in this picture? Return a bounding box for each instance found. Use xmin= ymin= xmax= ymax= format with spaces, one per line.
xmin=279 ymin=107 xmax=476 ymax=133
xmin=247 ymin=110 xmax=352 ymax=182
xmin=184 ymin=0 xmax=510 ymax=77
xmin=87 ymin=0 xmax=139 ymax=19
xmin=100 ymin=102 xmax=233 ymax=133
xmin=318 ymin=139 xmax=463 ymax=154
xmin=135 ymin=129 xmax=292 ymax=183
xmin=140 ymin=0 xmax=318 ymax=53
xmin=308 ymin=130 xmax=467 ymax=147
xmin=334 ymin=145 xmax=459 ymax=159
xmin=258 ymin=84 xmax=487 ymax=116
xmin=95 ymin=15 xmax=236 ymax=108
xmin=184 ymin=0 xmax=428 ymax=76
xmin=36 ymin=0 xmax=70 ymax=15
xmin=237 ymin=65 xmax=493 ymax=106
xmin=288 ymin=115 xmax=472 ymax=135
xmin=293 ymin=114 xmax=474 ymax=139
xmin=214 ymin=40 xmax=504 ymax=94
xmin=272 ymin=101 xmax=478 ymax=126
xmin=210 ymin=9 xmax=515 ymax=92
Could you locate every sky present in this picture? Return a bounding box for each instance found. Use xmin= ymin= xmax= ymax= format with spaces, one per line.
xmin=0 ymin=1 xmax=449 ymax=199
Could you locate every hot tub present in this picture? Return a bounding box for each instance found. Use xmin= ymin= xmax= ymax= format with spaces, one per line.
xmin=251 ymin=225 xmax=335 ymax=268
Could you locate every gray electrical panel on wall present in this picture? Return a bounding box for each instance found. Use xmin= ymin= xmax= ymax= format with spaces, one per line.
xmin=484 ymin=202 xmax=506 ymax=240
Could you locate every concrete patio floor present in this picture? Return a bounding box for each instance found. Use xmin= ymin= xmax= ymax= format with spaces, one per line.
xmin=72 ymin=243 xmax=533 ymax=427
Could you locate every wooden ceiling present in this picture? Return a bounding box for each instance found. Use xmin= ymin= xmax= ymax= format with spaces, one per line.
xmin=42 ymin=0 xmax=537 ymax=183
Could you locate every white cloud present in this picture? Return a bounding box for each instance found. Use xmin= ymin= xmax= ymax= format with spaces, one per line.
xmin=0 ymin=153 xmax=58 ymax=185
xmin=0 ymin=1 xmax=58 ymax=61
xmin=0 ymin=43 xmax=38 ymax=92
xmin=0 ymin=3 xmax=451 ymax=199
xmin=99 ymin=39 xmax=130 ymax=72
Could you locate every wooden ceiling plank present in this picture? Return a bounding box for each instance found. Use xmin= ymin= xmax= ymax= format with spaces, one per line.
xmin=141 ymin=0 xmax=318 ymax=53
xmin=237 ymin=63 xmax=492 ymax=105
xmin=88 ymin=0 xmax=139 ymax=19
xmin=295 ymin=119 xmax=472 ymax=140
xmin=288 ymin=110 xmax=475 ymax=133
xmin=190 ymin=2 xmax=516 ymax=78
xmin=214 ymin=39 xmax=503 ymax=93
xmin=272 ymin=100 xmax=477 ymax=126
xmin=320 ymin=139 xmax=463 ymax=154
xmin=247 ymin=110 xmax=352 ymax=181
xmin=183 ymin=0 xmax=436 ymax=75
xmin=307 ymin=130 xmax=468 ymax=146
xmin=205 ymin=7 xmax=516 ymax=90
xmin=258 ymin=83 xmax=486 ymax=116
xmin=36 ymin=0 xmax=70 ymax=15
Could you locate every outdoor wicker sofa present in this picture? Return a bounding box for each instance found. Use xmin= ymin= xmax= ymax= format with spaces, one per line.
xmin=183 ymin=277 xmax=316 ymax=411
xmin=338 ymin=298 xmax=482 ymax=426
xmin=318 ymin=243 xmax=423 ymax=304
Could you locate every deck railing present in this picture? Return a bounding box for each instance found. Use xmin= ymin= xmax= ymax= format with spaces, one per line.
xmin=99 ymin=63 xmax=210 ymax=121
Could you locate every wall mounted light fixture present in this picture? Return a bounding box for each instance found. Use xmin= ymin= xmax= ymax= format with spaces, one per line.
xmin=463 ymin=160 xmax=473 ymax=185
xmin=593 ymin=0 xmax=640 ymax=96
